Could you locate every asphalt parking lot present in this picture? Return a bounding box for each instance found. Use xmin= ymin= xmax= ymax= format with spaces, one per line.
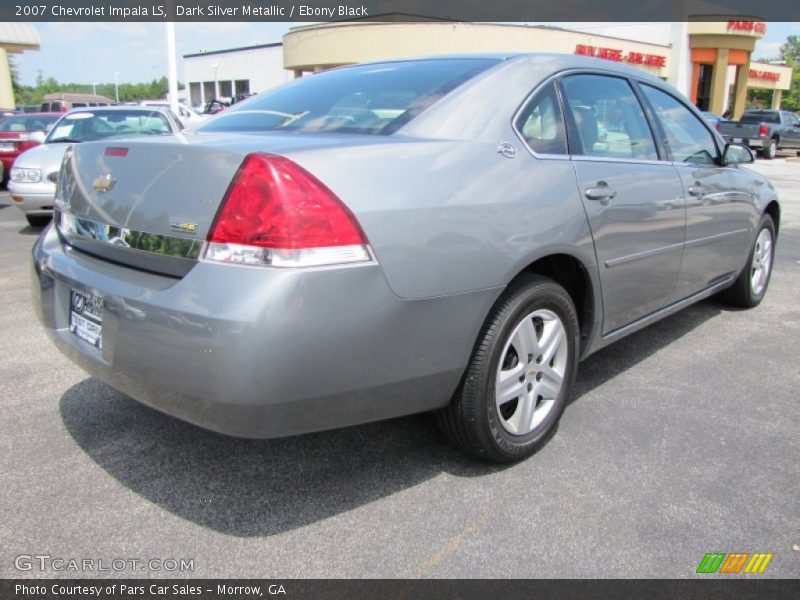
xmin=1 ymin=159 xmax=798 ymax=579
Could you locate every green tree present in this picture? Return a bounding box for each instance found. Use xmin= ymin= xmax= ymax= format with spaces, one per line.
xmin=778 ymin=34 xmax=800 ymax=111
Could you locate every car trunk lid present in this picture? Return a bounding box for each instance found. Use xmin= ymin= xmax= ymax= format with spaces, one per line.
xmin=55 ymin=132 xmax=392 ymax=277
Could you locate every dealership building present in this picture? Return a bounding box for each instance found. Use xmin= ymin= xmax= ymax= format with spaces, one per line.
xmin=183 ymin=19 xmax=792 ymax=118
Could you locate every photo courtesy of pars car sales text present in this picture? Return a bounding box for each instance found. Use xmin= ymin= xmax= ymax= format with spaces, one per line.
xmin=15 ymin=583 xmax=286 ymax=596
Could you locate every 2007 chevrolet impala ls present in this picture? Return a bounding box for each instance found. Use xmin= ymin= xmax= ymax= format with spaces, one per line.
xmin=32 ymin=54 xmax=779 ymax=462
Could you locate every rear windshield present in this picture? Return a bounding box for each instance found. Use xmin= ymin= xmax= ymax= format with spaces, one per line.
xmin=741 ymin=112 xmax=780 ymax=124
xmin=46 ymin=110 xmax=173 ymax=143
xmin=196 ymin=58 xmax=498 ymax=136
xmin=0 ymin=115 xmax=58 ymax=133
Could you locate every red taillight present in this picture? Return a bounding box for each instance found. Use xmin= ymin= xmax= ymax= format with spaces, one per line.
xmin=205 ymin=154 xmax=371 ymax=268
xmin=105 ymin=147 xmax=128 ymax=157
xmin=759 ymin=124 xmax=769 ymax=137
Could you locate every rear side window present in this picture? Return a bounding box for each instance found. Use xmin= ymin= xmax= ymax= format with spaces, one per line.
xmin=741 ymin=112 xmax=779 ymax=124
xmin=561 ymin=74 xmax=658 ymax=160
xmin=640 ymin=85 xmax=718 ymax=165
xmin=197 ymin=59 xmax=498 ymax=136
xmin=516 ymin=82 xmax=567 ymax=155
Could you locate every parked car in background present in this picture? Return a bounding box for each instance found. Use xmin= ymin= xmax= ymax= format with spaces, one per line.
xmin=0 ymin=113 xmax=60 ymax=186
xmin=139 ymin=100 xmax=210 ymax=128
xmin=33 ymin=54 xmax=779 ymax=463
xmin=9 ymin=106 xmax=181 ymax=226
xmin=202 ymin=99 xmax=228 ymax=115
xmin=40 ymin=92 xmax=115 ymax=113
xmin=717 ymin=109 xmax=800 ymax=159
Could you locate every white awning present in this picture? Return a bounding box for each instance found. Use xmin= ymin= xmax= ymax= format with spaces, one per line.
xmin=0 ymin=23 xmax=41 ymax=52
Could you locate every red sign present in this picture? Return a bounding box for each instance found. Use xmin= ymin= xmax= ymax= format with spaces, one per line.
xmin=727 ymin=21 xmax=767 ymax=34
xmin=749 ymin=69 xmax=780 ymax=82
xmin=574 ymin=45 xmax=666 ymax=68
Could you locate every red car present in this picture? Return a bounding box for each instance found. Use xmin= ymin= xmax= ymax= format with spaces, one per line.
xmin=0 ymin=113 xmax=61 ymax=183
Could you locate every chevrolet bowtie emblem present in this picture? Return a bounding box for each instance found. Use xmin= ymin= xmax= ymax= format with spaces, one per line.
xmin=93 ymin=173 xmax=116 ymax=192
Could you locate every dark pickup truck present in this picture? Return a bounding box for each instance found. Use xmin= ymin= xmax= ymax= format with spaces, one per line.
xmin=718 ymin=109 xmax=800 ymax=159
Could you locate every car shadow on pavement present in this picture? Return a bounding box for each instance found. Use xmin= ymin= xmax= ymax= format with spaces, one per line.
xmin=17 ymin=226 xmax=45 ymax=236
xmin=59 ymin=299 xmax=720 ymax=538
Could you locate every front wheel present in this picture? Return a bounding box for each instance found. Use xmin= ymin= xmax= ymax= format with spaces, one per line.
xmin=719 ymin=214 xmax=776 ymax=308
xmin=436 ymin=275 xmax=580 ymax=463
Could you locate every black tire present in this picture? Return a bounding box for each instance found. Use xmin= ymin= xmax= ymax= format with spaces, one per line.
xmin=718 ymin=213 xmax=776 ymax=308
xmin=436 ymin=275 xmax=580 ymax=463
xmin=762 ymin=138 xmax=778 ymax=160
xmin=25 ymin=214 xmax=51 ymax=228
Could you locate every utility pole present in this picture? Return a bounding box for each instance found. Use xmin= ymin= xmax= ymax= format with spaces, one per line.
xmin=165 ymin=22 xmax=180 ymax=114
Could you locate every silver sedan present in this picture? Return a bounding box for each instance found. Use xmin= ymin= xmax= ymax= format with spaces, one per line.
xmin=9 ymin=106 xmax=182 ymax=227
xmin=32 ymin=54 xmax=779 ymax=462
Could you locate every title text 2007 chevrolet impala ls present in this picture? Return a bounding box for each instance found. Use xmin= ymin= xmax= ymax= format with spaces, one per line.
xmin=32 ymin=54 xmax=779 ymax=462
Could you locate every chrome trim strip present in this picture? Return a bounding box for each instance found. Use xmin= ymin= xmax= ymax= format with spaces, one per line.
xmin=58 ymin=212 xmax=203 ymax=260
xmin=605 ymin=228 xmax=750 ymax=268
xmin=605 ymin=241 xmax=684 ymax=268
xmin=684 ymin=228 xmax=751 ymax=249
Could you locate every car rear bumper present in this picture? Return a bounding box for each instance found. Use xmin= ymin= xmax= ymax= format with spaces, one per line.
xmin=7 ymin=181 xmax=56 ymax=215
xmin=32 ymin=225 xmax=497 ymax=438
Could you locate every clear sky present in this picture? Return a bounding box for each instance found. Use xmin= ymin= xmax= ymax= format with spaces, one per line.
xmin=12 ymin=21 xmax=800 ymax=86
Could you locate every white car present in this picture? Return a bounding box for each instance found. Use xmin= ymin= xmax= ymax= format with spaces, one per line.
xmin=8 ymin=106 xmax=182 ymax=227
xmin=139 ymin=100 xmax=210 ymax=128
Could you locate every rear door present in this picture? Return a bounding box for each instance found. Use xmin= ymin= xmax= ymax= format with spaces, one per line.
xmin=638 ymin=83 xmax=754 ymax=297
xmin=561 ymin=73 xmax=686 ymax=334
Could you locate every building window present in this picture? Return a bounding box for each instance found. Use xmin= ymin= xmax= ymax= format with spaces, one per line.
xmin=219 ymin=80 xmax=233 ymax=98
xmin=203 ymin=81 xmax=216 ymax=101
xmin=235 ymin=79 xmax=250 ymax=96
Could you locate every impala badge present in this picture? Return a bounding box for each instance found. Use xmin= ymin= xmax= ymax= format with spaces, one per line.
xmin=170 ymin=218 xmax=198 ymax=234
xmin=92 ymin=173 xmax=116 ymax=192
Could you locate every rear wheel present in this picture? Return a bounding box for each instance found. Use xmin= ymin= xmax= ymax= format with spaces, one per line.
xmin=762 ymin=138 xmax=778 ymax=160
xmin=719 ymin=214 xmax=775 ymax=308
xmin=25 ymin=215 xmax=51 ymax=228
xmin=436 ymin=275 xmax=580 ymax=463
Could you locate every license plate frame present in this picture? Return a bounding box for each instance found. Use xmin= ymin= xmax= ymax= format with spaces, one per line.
xmin=69 ymin=289 xmax=103 ymax=349
xmin=733 ymin=137 xmax=743 ymax=143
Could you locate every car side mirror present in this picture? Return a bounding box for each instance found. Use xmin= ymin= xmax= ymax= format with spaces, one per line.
xmin=28 ymin=131 xmax=46 ymax=144
xmin=723 ymin=142 xmax=754 ymax=165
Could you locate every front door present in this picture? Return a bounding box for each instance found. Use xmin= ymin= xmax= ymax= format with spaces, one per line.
xmin=638 ymin=83 xmax=755 ymax=297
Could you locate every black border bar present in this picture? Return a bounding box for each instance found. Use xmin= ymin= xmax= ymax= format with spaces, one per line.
xmin=3 ymin=0 xmax=800 ymax=22
xmin=2 ymin=579 xmax=800 ymax=600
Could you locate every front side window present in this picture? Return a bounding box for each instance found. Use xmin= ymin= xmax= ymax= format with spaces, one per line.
xmin=561 ymin=74 xmax=658 ymax=160
xmin=197 ymin=59 xmax=498 ymax=136
xmin=515 ymin=82 xmax=567 ymax=155
xmin=641 ymin=84 xmax=718 ymax=165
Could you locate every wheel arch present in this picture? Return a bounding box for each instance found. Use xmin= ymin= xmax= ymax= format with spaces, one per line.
xmin=507 ymin=252 xmax=599 ymax=357
xmin=764 ymin=200 xmax=781 ymax=237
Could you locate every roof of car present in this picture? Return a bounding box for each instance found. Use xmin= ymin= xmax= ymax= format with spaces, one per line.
xmin=64 ymin=105 xmax=173 ymax=115
xmin=345 ymin=52 xmax=668 ymax=86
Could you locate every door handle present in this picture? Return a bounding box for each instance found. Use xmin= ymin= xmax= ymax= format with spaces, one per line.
xmin=584 ymin=182 xmax=617 ymax=204
xmin=687 ymin=183 xmax=705 ymax=196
